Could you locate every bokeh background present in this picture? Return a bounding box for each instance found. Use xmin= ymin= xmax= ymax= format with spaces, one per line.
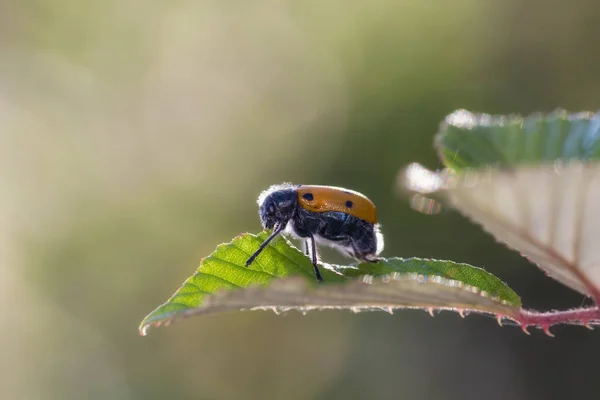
xmin=2 ymin=1 xmax=600 ymax=399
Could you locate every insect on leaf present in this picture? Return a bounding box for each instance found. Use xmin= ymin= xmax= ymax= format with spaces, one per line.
xmin=139 ymin=231 xmax=521 ymax=335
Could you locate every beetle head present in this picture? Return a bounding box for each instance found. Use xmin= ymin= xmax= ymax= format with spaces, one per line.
xmin=257 ymin=184 xmax=297 ymax=230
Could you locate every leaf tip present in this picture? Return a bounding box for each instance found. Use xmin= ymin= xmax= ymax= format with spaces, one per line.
xmin=138 ymin=318 xmax=151 ymax=336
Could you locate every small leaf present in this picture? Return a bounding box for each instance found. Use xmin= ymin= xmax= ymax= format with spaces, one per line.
xmin=404 ymin=109 xmax=600 ymax=298
xmin=139 ymin=232 xmax=521 ymax=335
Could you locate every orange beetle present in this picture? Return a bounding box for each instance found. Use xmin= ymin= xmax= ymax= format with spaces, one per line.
xmin=245 ymin=183 xmax=384 ymax=281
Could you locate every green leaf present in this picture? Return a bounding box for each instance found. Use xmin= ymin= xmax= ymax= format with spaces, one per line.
xmin=435 ymin=109 xmax=600 ymax=171
xmin=139 ymin=231 xmax=521 ymax=335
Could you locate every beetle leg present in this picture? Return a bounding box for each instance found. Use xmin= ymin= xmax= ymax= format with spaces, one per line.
xmin=359 ymin=255 xmax=383 ymax=263
xmin=245 ymin=223 xmax=285 ymax=267
xmin=350 ymin=243 xmax=383 ymax=264
xmin=303 ymin=240 xmax=310 ymax=257
xmin=350 ymin=229 xmax=381 ymax=263
xmin=307 ymin=235 xmax=323 ymax=282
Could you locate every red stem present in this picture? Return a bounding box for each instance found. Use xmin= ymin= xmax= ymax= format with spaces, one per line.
xmin=505 ymin=306 xmax=600 ymax=336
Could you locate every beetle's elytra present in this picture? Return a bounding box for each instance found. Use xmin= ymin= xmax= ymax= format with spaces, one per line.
xmin=245 ymin=183 xmax=384 ymax=282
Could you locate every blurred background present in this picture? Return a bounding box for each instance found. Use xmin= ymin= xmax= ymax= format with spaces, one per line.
xmin=2 ymin=1 xmax=600 ymax=399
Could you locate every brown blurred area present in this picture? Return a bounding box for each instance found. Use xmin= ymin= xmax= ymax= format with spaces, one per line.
xmin=2 ymin=1 xmax=600 ymax=399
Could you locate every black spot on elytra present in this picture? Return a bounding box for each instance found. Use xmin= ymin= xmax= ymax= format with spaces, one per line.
xmin=303 ymin=193 xmax=314 ymax=201
xmin=346 ymin=200 xmax=353 ymax=208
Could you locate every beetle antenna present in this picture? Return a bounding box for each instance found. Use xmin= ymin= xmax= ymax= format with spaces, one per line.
xmin=245 ymin=223 xmax=286 ymax=267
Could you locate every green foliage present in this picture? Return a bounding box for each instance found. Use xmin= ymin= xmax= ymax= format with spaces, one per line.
xmin=436 ymin=109 xmax=600 ymax=171
xmin=140 ymin=231 xmax=520 ymax=335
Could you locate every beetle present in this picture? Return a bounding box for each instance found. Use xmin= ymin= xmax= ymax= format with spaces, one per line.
xmin=245 ymin=183 xmax=384 ymax=282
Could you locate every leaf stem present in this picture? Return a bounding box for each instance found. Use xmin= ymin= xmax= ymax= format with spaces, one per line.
xmin=512 ymin=306 xmax=600 ymax=336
